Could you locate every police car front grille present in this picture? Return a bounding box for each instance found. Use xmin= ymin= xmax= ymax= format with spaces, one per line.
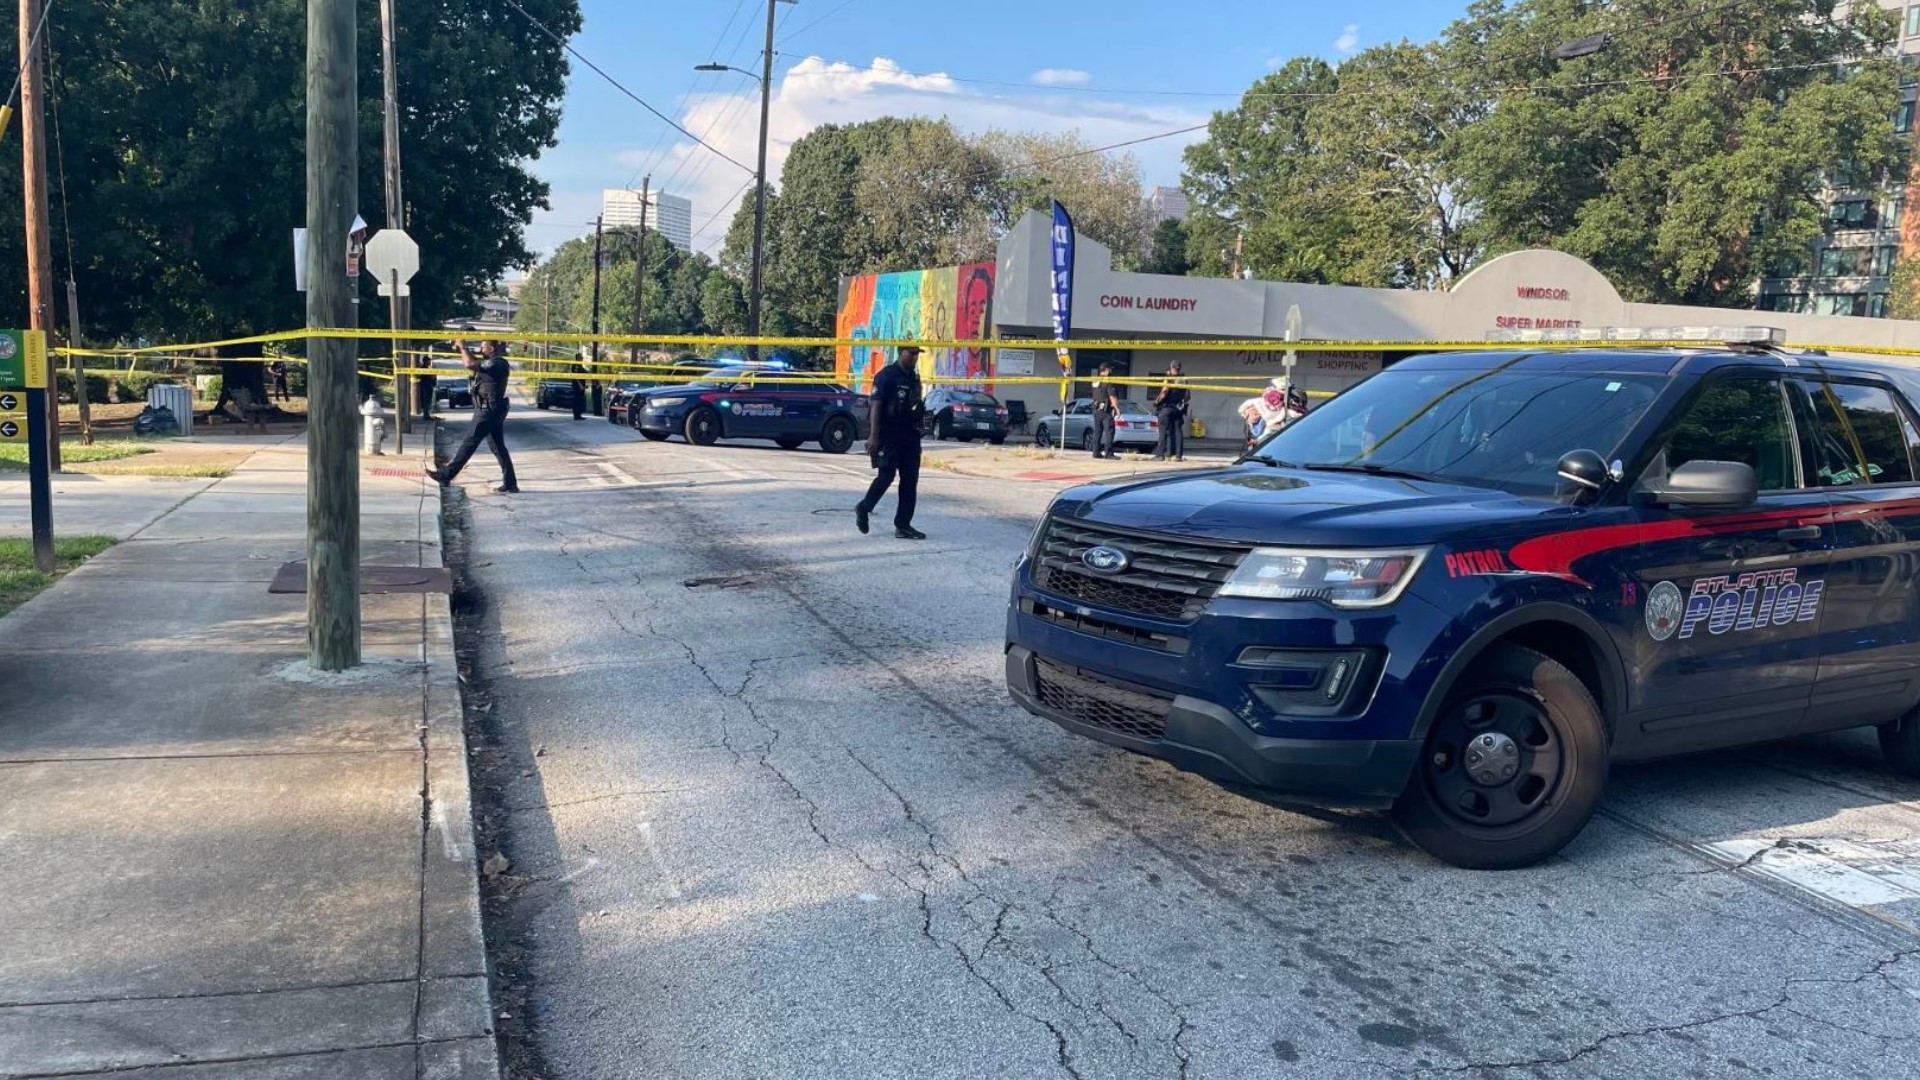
xmin=1034 ymin=519 xmax=1248 ymax=622
xmin=1034 ymin=659 xmax=1171 ymax=742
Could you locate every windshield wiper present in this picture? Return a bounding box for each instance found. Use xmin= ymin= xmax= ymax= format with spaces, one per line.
xmin=1301 ymin=462 xmax=1435 ymax=482
xmin=1240 ymin=455 xmax=1293 ymax=468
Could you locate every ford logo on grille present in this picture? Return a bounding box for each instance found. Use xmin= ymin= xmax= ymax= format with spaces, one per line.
xmin=1082 ymin=545 xmax=1130 ymax=574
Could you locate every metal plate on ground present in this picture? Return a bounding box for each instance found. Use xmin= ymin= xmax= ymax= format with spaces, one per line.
xmin=268 ymin=562 xmax=451 ymax=595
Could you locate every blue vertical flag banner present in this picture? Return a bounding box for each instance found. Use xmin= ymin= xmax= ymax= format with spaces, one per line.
xmin=1049 ymin=201 xmax=1075 ymax=374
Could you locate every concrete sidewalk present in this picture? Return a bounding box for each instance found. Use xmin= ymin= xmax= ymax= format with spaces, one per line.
xmin=0 ymin=431 xmax=496 ymax=1078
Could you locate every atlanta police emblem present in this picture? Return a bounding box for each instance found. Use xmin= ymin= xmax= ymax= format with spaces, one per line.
xmin=1645 ymin=580 xmax=1684 ymax=642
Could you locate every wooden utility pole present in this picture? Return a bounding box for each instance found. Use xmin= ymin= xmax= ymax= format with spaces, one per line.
xmin=19 ymin=0 xmax=57 ymax=470
xmin=306 ymin=0 xmax=361 ymax=670
xmin=630 ymin=176 xmax=648 ymax=364
xmin=379 ymin=0 xmax=410 ymax=434
xmin=581 ymin=214 xmax=601 ymax=418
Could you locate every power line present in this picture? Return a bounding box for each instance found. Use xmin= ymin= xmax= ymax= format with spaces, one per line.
xmin=623 ymin=0 xmax=753 ymax=191
xmin=501 ymin=0 xmax=753 ymax=175
xmin=778 ymin=0 xmax=862 ymax=45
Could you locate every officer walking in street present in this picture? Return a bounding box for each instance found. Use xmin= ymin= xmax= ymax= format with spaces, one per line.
xmin=855 ymin=345 xmax=927 ymax=540
xmin=1090 ymin=362 xmax=1119 ymax=459
xmin=1153 ymin=362 xmax=1190 ymax=461
xmin=427 ymin=337 xmax=519 ymax=494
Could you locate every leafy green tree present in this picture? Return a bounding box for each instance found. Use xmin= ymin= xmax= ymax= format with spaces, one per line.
xmin=0 ymin=0 xmax=579 ymax=341
xmin=1449 ymin=0 xmax=1900 ymax=304
xmin=516 ymin=230 xmax=719 ymax=343
xmin=977 ymin=129 xmax=1149 ymax=268
xmin=1140 ymin=218 xmax=1192 ymax=276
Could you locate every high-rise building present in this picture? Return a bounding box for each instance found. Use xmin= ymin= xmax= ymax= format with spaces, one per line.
xmin=1145 ymin=185 xmax=1189 ymax=223
xmin=1757 ymin=0 xmax=1918 ymax=318
xmin=601 ymin=188 xmax=695 ymax=251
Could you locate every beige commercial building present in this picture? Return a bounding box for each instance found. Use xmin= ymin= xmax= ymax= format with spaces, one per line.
xmin=981 ymin=210 xmax=1920 ymax=440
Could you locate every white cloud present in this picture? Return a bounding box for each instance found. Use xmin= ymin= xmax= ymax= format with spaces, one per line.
xmin=565 ymin=55 xmax=1209 ymax=258
xmin=1334 ymin=24 xmax=1360 ymax=55
xmin=1031 ymin=68 xmax=1092 ymax=87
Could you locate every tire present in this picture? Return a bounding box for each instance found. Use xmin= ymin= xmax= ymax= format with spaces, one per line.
xmin=1392 ymin=645 xmax=1608 ymax=870
xmin=1080 ymin=429 xmax=1095 ymax=452
xmin=1035 ymin=424 xmax=1052 ymax=448
xmin=536 ymin=401 xmax=550 ymax=411
xmin=775 ymin=435 xmax=805 ymax=450
xmin=820 ymin=415 xmax=856 ymax=454
xmin=937 ymin=413 xmax=952 ymax=440
xmin=685 ymin=407 xmax=722 ymax=446
xmin=641 ymin=431 xmax=669 ymax=442
xmin=1879 ymin=707 xmax=1920 ymax=776
xmin=990 ymin=434 xmax=1006 ymax=445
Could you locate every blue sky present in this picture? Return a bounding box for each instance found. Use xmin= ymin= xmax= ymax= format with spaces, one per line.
xmin=522 ymin=0 xmax=1471 ymax=259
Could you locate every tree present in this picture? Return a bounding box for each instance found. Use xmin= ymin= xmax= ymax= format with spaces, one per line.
xmin=515 ymin=231 xmax=720 ymax=343
xmin=977 ymin=130 xmax=1149 ymax=268
xmin=1140 ymin=219 xmax=1192 ymax=276
xmin=0 ymin=0 xmax=579 ymax=342
xmin=1449 ymin=0 xmax=1900 ymax=305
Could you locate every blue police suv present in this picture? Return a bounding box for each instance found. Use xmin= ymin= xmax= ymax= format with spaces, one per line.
xmin=1007 ymin=337 xmax=1920 ymax=868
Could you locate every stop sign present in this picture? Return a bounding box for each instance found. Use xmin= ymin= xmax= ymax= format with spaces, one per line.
xmin=364 ymin=229 xmax=419 ymax=296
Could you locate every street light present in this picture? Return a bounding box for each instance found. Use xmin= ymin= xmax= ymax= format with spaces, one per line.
xmin=695 ymin=0 xmax=794 ymax=362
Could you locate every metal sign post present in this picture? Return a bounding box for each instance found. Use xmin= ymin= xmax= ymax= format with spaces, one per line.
xmin=365 ymin=229 xmax=419 ymax=448
xmin=0 ymin=330 xmax=53 ymax=570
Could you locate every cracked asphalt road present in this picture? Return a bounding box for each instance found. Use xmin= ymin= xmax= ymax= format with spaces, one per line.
xmin=454 ymin=408 xmax=1920 ymax=1080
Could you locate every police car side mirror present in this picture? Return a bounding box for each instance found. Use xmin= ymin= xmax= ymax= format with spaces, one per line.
xmin=1556 ymin=450 xmax=1611 ymax=493
xmin=1638 ymin=460 xmax=1758 ymax=509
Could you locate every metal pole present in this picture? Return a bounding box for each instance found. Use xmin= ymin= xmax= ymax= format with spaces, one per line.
xmin=631 ymin=176 xmax=648 ymax=364
xmin=65 ymin=279 xmax=90 ymax=445
xmin=19 ymin=0 xmax=57 ymax=471
xmin=379 ymin=0 xmax=410 ymax=436
xmin=25 ymin=382 xmax=51 ymax=571
xmin=306 ymin=0 xmax=361 ymax=671
xmin=582 ymin=214 xmax=601 ymax=420
xmin=390 ymin=270 xmax=402 ymax=454
xmin=747 ymin=0 xmax=774 ymax=363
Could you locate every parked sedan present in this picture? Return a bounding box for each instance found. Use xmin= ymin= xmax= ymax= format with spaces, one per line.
xmin=636 ymin=368 xmax=869 ymax=452
xmin=1033 ymin=398 xmax=1162 ymax=452
xmin=922 ymin=388 xmax=1009 ymax=443
xmin=535 ymin=378 xmax=577 ymax=411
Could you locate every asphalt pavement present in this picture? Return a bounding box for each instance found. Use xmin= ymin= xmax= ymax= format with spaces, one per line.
xmin=450 ymin=406 xmax=1920 ymax=1080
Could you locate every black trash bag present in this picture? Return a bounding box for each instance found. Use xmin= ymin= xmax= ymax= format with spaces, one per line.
xmin=133 ymin=403 xmax=178 ymax=437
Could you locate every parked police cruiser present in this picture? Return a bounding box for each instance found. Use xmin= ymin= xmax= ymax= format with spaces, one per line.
xmin=1006 ymin=330 xmax=1920 ymax=868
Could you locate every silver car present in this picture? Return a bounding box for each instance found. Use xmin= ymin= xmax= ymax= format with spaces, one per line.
xmin=1033 ymin=397 xmax=1162 ymax=451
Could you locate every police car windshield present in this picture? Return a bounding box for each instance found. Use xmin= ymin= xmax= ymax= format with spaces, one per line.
xmin=1250 ymin=365 xmax=1664 ymax=496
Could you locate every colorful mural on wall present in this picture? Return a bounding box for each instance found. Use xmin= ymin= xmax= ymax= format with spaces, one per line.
xmin=837 ymin=262 xmax=995 ymax=391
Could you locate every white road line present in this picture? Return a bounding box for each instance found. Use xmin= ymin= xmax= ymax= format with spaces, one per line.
xmin=1707 ymin=836 xmax=1920 ymax=908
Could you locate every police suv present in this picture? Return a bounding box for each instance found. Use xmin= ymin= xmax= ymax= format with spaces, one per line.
xmin=635 ymin=364 xmax=869 ymax=452
xmin=1006 ymin=332 xmax=1920 ymax=868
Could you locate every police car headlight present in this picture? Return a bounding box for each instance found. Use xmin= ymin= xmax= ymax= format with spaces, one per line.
xmin=1220 ymin=547 xmax=1428 ymax=609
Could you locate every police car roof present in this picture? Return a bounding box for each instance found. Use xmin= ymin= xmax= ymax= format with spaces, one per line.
xmin=1395 ymin=347 xmax=1916 ymax=380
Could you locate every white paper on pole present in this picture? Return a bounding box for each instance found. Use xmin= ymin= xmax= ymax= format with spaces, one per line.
xmin=293 ymin=228 xmax=308 ymax=292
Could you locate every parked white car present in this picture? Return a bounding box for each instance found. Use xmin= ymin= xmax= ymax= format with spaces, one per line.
xmin=1033 ymin=397 xmax=1162 ymax=451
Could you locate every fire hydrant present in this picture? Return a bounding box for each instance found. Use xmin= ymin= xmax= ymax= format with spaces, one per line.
xmin=360 ymin=395 xmax=388 ymax=455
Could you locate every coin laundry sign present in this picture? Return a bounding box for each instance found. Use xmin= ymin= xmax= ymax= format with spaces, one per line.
xmin=1645 ymin=570 xmax=1826 ymax=642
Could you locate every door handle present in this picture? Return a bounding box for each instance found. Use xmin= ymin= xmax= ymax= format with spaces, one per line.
xmin=1776 ymin=525 xmax=1822 ymax=541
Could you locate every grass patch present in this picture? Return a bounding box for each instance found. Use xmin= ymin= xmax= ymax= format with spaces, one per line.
xmin=0 ymin=535 xmax=115 ymax=618
xmin=0 ymin=441 xmax=156 ymax=471
xmin=1001 ymin=445 xmax=1059 ymax=460
xmin=80 ymin=462 xmax=235 ymax=478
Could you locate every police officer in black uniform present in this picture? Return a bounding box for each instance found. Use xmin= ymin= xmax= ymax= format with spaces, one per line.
xmin=427 ymin=337 xmax=519 ymax=493
xmin=855 ymin=345 xmax=926 ymax=540
xmin=1154 ymin=362 xmax=1190 ymax=461
xmin=1090 ymin=362 xmax=1118 ymax=458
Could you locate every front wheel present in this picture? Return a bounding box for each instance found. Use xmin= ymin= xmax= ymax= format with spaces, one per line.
xmin=1879 ymin=706 xmax=1920 ymax=776
xmin=685 ymin=407 xmax=721 ymax=446
xmin=1392 ymin=646 xmax=1608 ymax=870
xmin=990 ymin=434 xmax=1006 ymax=445
xmin=1035 ymin=424 xmax=1052 ymax=448
xmin=536 ymin=401 xmax=551 ymax=411
xmin=820 ymin=415 xmax=856 ymax=454
xmin=641 ymin=431 xmax=669 ymax=442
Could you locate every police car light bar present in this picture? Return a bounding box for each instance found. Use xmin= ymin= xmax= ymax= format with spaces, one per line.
xmin=1486 ymin=325 xmax=1788 ymax=347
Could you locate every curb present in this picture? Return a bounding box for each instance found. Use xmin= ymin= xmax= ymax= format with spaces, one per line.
xmin=418 ymin=449 xmax=503 ymax=1080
